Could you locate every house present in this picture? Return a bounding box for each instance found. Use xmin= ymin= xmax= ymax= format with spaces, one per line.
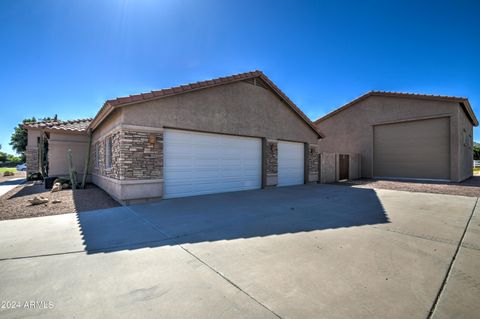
xmin=25 ymin=71 xmax=322 ymax=204
xmin=315 ymin=91 xmax=478 ymax=182
xmin=24 ymin=119 xmax=92 ymax=180
xmin=24 ymin=72 xmax=478 ymax=204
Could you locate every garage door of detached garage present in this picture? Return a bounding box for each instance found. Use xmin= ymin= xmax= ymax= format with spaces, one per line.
xmin=373 ymin=117 xmax=450 ymax=180
xmin=164 ymin=129 xmax=262 ymax=199
xmin=278 ymin=141 xmax=305 ymax=186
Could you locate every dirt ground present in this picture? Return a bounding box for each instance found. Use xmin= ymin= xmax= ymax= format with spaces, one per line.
xmin=0 ymin=182 xmax=120 ymax=220
xmin=0 ymin=170 xmax=26 ymax=183
xmin=337 ymin=177 xmax=480 ymax=197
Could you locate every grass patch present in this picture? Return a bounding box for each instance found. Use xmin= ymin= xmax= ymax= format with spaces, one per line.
xmin=0 ymin=167 xmax=17 ymax=173
xmin=474 ymin=168 xmax=480 ymax=175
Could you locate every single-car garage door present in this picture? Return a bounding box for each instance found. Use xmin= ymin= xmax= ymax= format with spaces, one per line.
xmin=373 ymin=117 xmax=450 ymax=180
xmin=164 ymin=129 xmax=262 ymax=198
xmin=278 ymin=141 xmax=305 ymax=186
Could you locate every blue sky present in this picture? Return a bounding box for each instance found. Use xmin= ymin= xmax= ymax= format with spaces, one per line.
xmin=1 ymin=0 xmax=479 ymax=155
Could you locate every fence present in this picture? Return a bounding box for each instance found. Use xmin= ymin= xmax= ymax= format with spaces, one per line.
xmin=474 ymin=160 xmax=480 ymax=168
xmin=319 ymin=153 xmax=361 ymax=183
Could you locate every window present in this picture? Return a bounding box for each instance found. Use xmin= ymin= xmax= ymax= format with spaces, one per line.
xmin=95 ymin=143 xmax=99 ymax=168
xmin=105 ymin=137 xmax=112 ymax=169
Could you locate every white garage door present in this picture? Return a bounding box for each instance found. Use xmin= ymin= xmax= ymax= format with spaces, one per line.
xmin=278 ymin=141 xmax=305 ymax=186
xmin=164 ymin=129 xmax=262 ymax=199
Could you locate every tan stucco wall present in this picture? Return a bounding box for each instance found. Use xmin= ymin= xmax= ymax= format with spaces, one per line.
xmin=458 ymin=106 xmax=474 ymax=181
xmin=48 ymin=132 xmax=89 ymax=178
xmin=92 ymin=109 xmax=124 ymax=143
xmin=120 ymin=81 xmax=319 ymax=144
xmin=316 ymin=96 xmax=470 ymax=182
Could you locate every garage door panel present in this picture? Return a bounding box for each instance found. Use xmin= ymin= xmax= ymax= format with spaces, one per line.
xmin=374 ymin=117 xmax=450 ymax=180
xmin=164 ymin=129 xmax=261 ymax=198
xmin=278 ymin=141 xmax=305 ymax=186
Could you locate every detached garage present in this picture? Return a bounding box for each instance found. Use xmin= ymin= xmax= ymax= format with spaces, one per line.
xmin=315 ymin=91 xmax=478 ymax=182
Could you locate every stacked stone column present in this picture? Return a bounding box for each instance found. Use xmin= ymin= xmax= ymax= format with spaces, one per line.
xmin=307 ymin=144 xmax=319 ymax=183
xmin=25 ymin=146 xmax=39 ymax=175
xmin=263 ymin=139 xmax=278 ymax=187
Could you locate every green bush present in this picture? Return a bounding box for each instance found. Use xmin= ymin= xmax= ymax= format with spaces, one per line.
xmin=27 ymin=172 xmax=43 ymax=181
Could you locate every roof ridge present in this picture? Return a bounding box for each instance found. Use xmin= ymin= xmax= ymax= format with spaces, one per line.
xmin=369 ymin=90 xmax=468 ymax=101
xmin=107 ymin=70 xmax=263 ymax=106
xmin=314 ymin=91 xmax=477 ymax=126
xmin=23 ymin=117 xmax=93 ymax=132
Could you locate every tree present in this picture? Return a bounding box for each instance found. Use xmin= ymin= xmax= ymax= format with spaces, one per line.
xmin=474 ymin=145 xmax=480 ymax=160
xmin=9 ymin=115 xmax=58 ymax=162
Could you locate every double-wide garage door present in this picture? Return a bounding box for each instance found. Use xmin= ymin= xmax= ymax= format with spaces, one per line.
xmin=373 ymin=117 xmax=450 ymax=180
xmin=164 ymin=130 xmax=306 ymax=198
xmin=164 ymin=129 xmax=262 ymax=199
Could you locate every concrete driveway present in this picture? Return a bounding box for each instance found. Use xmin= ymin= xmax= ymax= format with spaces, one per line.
xmin=0 ymin=184 xmax=478 ymax=318
xmin=0 ymin=178 xmax=25 ymax=197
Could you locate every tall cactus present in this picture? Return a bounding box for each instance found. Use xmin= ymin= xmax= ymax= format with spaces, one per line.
xmin=67 ymin=148 xmax=77 ymax=190
xmin=81 ymin=128 xmax=93 ymax=189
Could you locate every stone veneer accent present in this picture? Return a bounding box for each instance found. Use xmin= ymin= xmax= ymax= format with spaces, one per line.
xmin=265 ymin=140 xmax=278 ymax=174
xmin=93 ymin=129 xmax=163 ymax=181
xmin=26 ymin=146 xmax=39 ymax=175
xmin=120 ymin=131 xmax=163 ymax=180
xmin=264 ymin=139 xmax=278 ymax=186
xmin=307 ymin=144 xmax=319 ymax=183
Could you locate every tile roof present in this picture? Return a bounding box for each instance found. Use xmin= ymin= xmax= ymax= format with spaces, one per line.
xmin=314 ymin=91 xmax=478 ymax=126
xmin=105 ymin=71 xmax=264 ymax=107
xmin=23 ymin=118 xmax=92 ymax=132
xmin=90 ymin=70 xmax=323 ymax=137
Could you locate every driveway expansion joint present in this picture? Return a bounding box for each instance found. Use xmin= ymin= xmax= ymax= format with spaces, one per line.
xmin=179 ymin=245 xmax=283 ymax=319
xmin=371 ymin=226 xmax=458 ymax=246
xmin=125 ymin=206 xmax=283 ymax=319
xmin=427 ymin=197 xmax=479 ymax=319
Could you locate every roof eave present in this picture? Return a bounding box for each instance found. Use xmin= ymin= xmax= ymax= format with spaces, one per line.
xmin=315 ymin=92 xmax=478 ymax=127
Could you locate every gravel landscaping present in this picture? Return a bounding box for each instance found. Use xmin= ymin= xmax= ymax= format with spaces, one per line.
xmin=0 ymin=182 xmax=120 ymax=220
xmin=337 ymin=177 xmax=480 ymax=197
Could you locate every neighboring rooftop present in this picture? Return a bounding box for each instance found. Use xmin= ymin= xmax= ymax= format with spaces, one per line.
xmin=23 ymin=118 xmax=92 ymax=132
xmin=90 ymin=70 xmax=323 ymax=137
xmin=314 ymin=91 xmax=478 ymax=126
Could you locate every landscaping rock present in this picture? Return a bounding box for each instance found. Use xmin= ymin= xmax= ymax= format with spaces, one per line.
xmin=28 ymin=196 xmax=49 ymax=205
xmin=51 ymin=182 xmax=62 ymax=192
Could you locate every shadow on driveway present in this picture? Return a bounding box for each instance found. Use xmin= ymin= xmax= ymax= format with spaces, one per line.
xmin=76 ymin=184 xmax=390 ymax=254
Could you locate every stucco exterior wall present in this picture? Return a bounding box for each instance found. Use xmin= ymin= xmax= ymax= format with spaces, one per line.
xmin=91 ymin=109 xmax=123 ymax=143
xmin=316 ymin=96 xmax=467 ymax=181
xmin=121 ymin=81 xmax=319 ymax=144
xmin=48 ymin=132 xmax=89 ymax=179
xmin=458 ymin=106 xmax=474 ymax=181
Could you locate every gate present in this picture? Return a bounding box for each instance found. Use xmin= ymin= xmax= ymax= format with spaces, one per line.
xmin=339 ymin=154 xmax=349 ymax=180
